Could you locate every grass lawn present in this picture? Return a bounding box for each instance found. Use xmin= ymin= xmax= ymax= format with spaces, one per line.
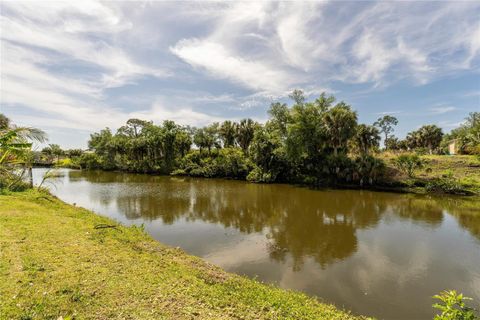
xmin=0 ymin=190 xmax=368 ymax=320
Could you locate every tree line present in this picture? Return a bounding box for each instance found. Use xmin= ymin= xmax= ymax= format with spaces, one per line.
xmin=74 ymin=90 xmax=478 ymax=186
xmin=1 ymin=90 xmax=478 ymax=190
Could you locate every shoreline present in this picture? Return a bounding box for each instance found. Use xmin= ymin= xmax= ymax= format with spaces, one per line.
xmin=0 ymin=189 xmax=370 ymax=320
xmin=45 ymin=164 xmax=480 ymax=197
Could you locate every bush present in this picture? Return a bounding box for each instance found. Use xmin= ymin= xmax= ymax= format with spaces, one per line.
xmin=433 ymin=290 xmax=478 ymax=320
xmin=0 ymin=171 xmax=30 ymax=192
xmin=77 ymin=153 xmax=103 ymax=170
xmin=55 ymin=158 xmax=81 ymax=169
xmin=323 ymin=154 xmax=354 ymax=183
xmin=425 ymin=177 xmax=466 ymax=195
xmin=353 ymin=155 xmax=386 ymax=186
xmin=175 ymin=148 xmax=251 ymax=179
xmin=246 ymin=166 xmax=275 ymax=183
xmin=393 ymin=153 xmax=423 ymax=177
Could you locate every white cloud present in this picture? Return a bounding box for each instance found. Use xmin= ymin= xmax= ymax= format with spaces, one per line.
xmin=429 ymin=106 xmax=457 ymax=114
xmin=130 ymin=100 xmax=228 ymax=128
xmin=171 ymin=39 xmax=293 ymax=94
xmin=375 ymin=111 xmax=403 ymax=116
xmin=1 ymin=1 xmax=479 ymax=147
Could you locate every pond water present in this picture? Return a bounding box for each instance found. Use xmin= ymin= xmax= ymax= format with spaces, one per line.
xmin=32 ymin=168 xmax=480 ymax=319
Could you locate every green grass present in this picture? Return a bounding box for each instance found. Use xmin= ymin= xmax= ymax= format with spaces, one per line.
xmin=381 ymin=154 xmax=480 ymax=195
xmin=0 ymin=190 xmax=368 ymax=320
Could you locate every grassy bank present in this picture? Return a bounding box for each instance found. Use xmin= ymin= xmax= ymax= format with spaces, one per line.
xmin=0 ymin=190 xmax=368 ymax=320
xmin=380 ymin=154 xmax=480 ymax=195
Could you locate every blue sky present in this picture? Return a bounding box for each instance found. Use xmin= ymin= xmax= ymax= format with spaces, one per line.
xmin=1 ymin=1 xmax=479 ymax=148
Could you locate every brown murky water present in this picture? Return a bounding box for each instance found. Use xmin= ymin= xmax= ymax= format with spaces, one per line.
xmin=33 ymin=168 xmax=480 ymax=319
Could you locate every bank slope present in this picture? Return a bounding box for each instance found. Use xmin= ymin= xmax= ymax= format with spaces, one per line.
xmin=0 ymin=190 xmax=369 ymax=320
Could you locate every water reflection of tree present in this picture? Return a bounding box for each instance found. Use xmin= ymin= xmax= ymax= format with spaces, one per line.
xmin=265 ymin=190 xmax=387 ymax=269
xmin=70 ymin=170 xmax=480 ymax=269
xmin=436 ymin=197 xmax=480 ymax=241
xmin=389 ymin=196 xmax=444 ymax=226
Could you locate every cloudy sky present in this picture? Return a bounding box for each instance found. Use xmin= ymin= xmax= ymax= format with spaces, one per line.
xmin=1 ymin=1 xmax=479 ymax=148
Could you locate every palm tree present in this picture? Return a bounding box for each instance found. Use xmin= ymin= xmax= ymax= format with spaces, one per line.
xmin=418 ymin=125 xmax=443 ymax=154
xmin=1 ymin=124 xmax=47 ymax=188
xmin=354 ymin=124 xmax=380 ymax=156
xmin=0 ymin=127 xmax=47 ymax=164
xmin=219 ymin=121 xmax=237 ymax=148
xmin=236 ymin=119 xmax=257 ymax=154
xmin=323 ymin=103 xmax=358 ymax=156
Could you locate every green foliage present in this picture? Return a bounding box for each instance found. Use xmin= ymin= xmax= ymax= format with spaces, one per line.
xmin=71 ymin=92 xmax=476 ymax=194
xmin=65 ymin=149 xmax=83 ymax=158
xmin=425 ymin=177 xmax=466 ymax=195
xmin=374 ymin=115 xmax=398 ymax=148
xmin=236 ymin=118 xmax=258 ymax=154
xmin=55 ymin=158 xmax=81 ymax=169
xmin=0 ymin=114 xmax=47 ymax=191
xmin=176 ymin=148 xmax=251 ymax=179
xmin=80 ymin=92 xmax=390 ymax=189
xmin=193 ymin=123 xmax=219 ymax=154
xmin=393 ymin=153 xmax=424 ymax=177
xmin=353 ymin=124 xmax=380 ymax=156
xmin=385 ymin=136 xmax=400 ymax=151
xmin=322 ymin=154 xmax=355 ymax=184
xmin=323 ymin=102 xmax=358 ymax=156
xmin=41 ymin=144 xmax=64 ymax=161
xmin=77 ymin=153 xmax=102 ymax=170
xmin=443 ymin=112 xmax=480 ymax=155
xmin=248 ymin=125 xmax=288 ymax=183
xmin=219 ymin=120 xmax=237 ymax=147
xmin=353 ymin=155 xmax=386 ymax=186
xmin=433 ymin=290 xmax=478 ymax=320
xmin=406 ymin=125 xmax=444 ymax=154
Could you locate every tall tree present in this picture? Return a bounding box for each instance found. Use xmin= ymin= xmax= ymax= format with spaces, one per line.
xmin=175 ymin=129 xmax=192 ymax=158
xmin=66 ymin=149 xmax=84 ymax=158
xmin=353 ymin=124 xmax=380 ymax=156
xmin=288 ymin=89 xmax=306 ymax=105
xmin=286 ymin=100 xmax=326 ymax=169
xmin=219 ymin=121 xmax=237 ymax=147
xmin=406 ymin=125 xmax=443 ymax=154
xmin=374 ymin=115 xmax=398 ymax=148
xmin=194 ymin=124 xmax=219 ymax=154
xmin=161 ymin=120 xmax=179 ymax=172
xmin=88 ymin=128 xmax=116 ymax=169
xmin=323 ymin=103 xmax=358 ymax=156
xmin=418 ymin=125 xmax=443 ymax=154
xmin=268 ymin=102 xmax=290 ymax=137
xmin=45 ymin=144 xmax=64 ymax=162
xmin=236 ymin=119 xmax=257 ymax=154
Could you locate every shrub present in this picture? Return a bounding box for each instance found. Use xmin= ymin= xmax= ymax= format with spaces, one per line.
xmin=393 ymin=153 xmax=423 ymax=178
xmin=77 ymin=153 xmax=103 ymax=170
xmin=175 ymin=148 xmax=251 ymax=179
xmin=246 ymin=166 xmax=275 ymax=183
xmin=433 ymin=290 xmax=478 ymax=320
xmin=55 ymin=158 xmax=81 ymax=169
xmin=0 ymin=171 xmax=30 ymax=192
xmin=322 ymin=154 xmax=354 ymax=184
xmin=353 ymin=155 xmax=386 ymax=186
xmin=425 ymin=177 xmax=466 ymax=195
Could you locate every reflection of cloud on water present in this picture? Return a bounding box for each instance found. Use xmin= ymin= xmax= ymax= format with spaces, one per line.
xmin=203 ymin=233 xmax=269 ymax=269
xmin=34 ymin=168 xmax=480 ymax=319
xmin=268 ymin=219 xmax=478 ymax=319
